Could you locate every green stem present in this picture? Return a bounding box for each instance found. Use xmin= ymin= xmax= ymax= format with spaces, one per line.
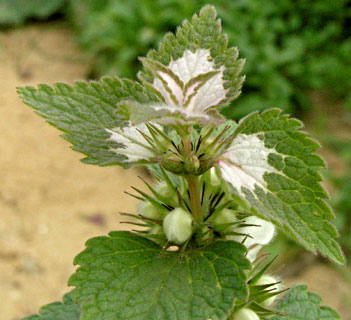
xmin=182 ymin=132 xmax=202 ymax=223
xmin=187 ymin=174 xmax=202 ymax=223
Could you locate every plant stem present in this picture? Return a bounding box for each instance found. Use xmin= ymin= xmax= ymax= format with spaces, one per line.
xmin=182 ymin=131 xmax=202 ymax=223
xmin=187 ymin=174 xmax=202 ymax=223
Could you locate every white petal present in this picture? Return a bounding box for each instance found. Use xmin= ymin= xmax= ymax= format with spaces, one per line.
xmin=245 ymin=245 xmax=262 ymax=263
xmin=229 ymin=216 xmax=275 ymax=248
xmin=219 ymin=134 xmax=278 ymax=194
xmin=106 ymin=123 xmax=155 ymax=162
xmin=232 ymin=308 xmax=260 ymax=320
xmin=256 ymin=275 xmax=281 ymax=307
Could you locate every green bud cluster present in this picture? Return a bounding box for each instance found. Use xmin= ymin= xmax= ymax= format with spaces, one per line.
xmin=127 ymin=165 xmax=256 ymax=249
xmin=159 ymin=123 xmax=236 ymax=176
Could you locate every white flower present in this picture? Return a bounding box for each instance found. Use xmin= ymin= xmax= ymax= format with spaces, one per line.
xmin=231 ymin=308 xmax=259 ymax=320
xmin=210 ymin=208 xmax=237 ymax=232
xmin=228 ymin=216 xmax=275 ymax=262
xmin=256 ymin=275 xmax=281 ymax=307
xmin=106 ymin=123 xmax=155 ymax=163
xmin=163 ymin=208 xmax=193 ymax=244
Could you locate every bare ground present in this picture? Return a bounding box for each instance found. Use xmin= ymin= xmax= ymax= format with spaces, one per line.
xmin=0 ymin=23 xmax=350 ymax=320
xmin=0 ymin=23 xmax=147 ymax=320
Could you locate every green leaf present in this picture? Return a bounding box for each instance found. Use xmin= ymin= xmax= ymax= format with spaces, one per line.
xmin=220 ymin=108 xmax=344 ymax=265
xmin=272 ymin=285 xmax=340 ymax=320
xmin=69 ymin=231 xmax=250 ymax=320
xmin=138 ymin=5 xmax=245 ymax=112
xmin=17 ymin=78 xmax=158 ymax=166
xmin=22 ymin=292 xmax=81 ymax=320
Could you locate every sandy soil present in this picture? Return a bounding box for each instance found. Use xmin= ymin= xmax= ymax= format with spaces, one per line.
xmin=0 ymin=23 xmax=147 ymax=320
xmin=0 ymin=23 xmax=349 ymax=320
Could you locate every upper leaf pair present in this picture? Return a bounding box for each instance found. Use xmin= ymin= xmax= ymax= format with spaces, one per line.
xmin=18 ymin=5 xmax=244 ymax=167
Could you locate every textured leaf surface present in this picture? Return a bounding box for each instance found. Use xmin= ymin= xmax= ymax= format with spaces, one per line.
xmin=22 ymin=292 xmax=81 ymax=320
xmin=137 ymin=5 xmax=245 ymax=122
xmin=17 ymin=78 xmax=157 ymax=166
xmin=219 ymin=108 xmax=344 ymax=265
xmin=272 ymin=285 xmax=340 ymax=320
xmin=69 ymin=231 xmax=250 ymax=320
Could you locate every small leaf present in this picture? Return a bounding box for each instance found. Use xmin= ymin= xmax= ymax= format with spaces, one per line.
xmin=272 ymin=285 xmax=340 ymax=320
xmin=219 ymin=108 xmax=344 ymax=265
xmin=22 ymin=292 xmax=81 ymax=320
xmin=17 ymin=78 xmax=158 ymax=166
xmin=69 ymin=231 xmax=250 ymax=320
xmin=137 ymin=5 xmax=245 ymax=123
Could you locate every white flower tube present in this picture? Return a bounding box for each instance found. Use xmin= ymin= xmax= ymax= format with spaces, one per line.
xmin=232 ymin=308 xmax=259 ymax=320
xmin=256 ymin=275 xmax=281 ymax=307
xmin=228 ymin=216 xmax=275 ymax=262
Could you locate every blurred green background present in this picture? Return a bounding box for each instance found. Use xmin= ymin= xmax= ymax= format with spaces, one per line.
xmin=0 ymin=0 xmax=350 ymax=311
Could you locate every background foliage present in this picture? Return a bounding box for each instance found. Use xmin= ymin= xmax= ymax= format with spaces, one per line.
xmin=326 ymin=138 xmax=351 ymax=261
xmin=0 ymin=0 xmax=66 ymax=25
xmin=67 ymin=0 xmax=351 ymax=119
xmin=2 ymin=0 xmax=350 ymax=119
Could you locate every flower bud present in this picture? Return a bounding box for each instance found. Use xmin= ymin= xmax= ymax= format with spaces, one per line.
xmin=160 ymin=154 xmax=186 ymax=175
xmin=156 ymin=181 xmax=178 ymax=207
xmin=163 ymin=208 xmax=193 ymax=244
xmin=149 ymin=224 xmax=164 ymax=235
xmin=138 ymin=201 xmax=162 ymax=219
xmin=256 ymin=275 xmax=280 ymax=307
xmin=184 ymin=154 xmax=200 ymax=174
xmin=209 ymin=167 xmax=221 ymax=186
xmin=210 ymin=209 xmax=237 ymax=232
xmin=156 ymin=181 xmax=174 ymax=198
xmin=194 ymin=225 xmax=214 ymax=245
xmin=232 ymin=308 xmax=259 ymax=320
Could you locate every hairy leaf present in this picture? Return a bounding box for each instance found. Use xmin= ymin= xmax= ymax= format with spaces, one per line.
xmin=69 ymin=231 xmax=250 ymax=320
xmin=17 ymin=78 xmax=158 ymax=166
xmin=219 ymin=108 xmax=344 ymax=265
xmin=272 ymin=285 xmax=340 ymax=320
xmin=22 ymin=292 xmax=81 ymax=320
xmin=136 ymin=5 xmax=245 ymax=124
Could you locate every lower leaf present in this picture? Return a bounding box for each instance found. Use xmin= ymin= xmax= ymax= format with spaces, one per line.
xmin=22 ymin=292 xmax=80 ymax=320
xmin=69 ymin=231 xmax=250 ymax=320
xmin=272 ymin=285 xmax=340 ymax=319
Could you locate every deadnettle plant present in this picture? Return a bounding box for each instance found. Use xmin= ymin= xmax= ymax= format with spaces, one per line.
xmin=18 ymin=6 xmax=344 ymax=320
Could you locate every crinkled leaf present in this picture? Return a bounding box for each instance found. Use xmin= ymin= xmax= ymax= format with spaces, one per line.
xmin=220 ymin=108 xmax=344 ymax=265
xmin=22 ymin=292 xmax=81 ymax=320
xmin=272 ymin=285 xmax=340 ymax=320
xmin=69 ymin=231 xmax=250 ymax=320
xmin=136 ymin=5 xmax=245 ymax=124
xmin=17 ymin=78 xmax=158 ymax=166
